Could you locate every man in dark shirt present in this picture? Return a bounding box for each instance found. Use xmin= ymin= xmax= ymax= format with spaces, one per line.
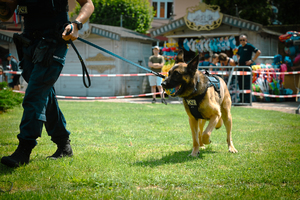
xmin=236 ymin=35 xmax=261 ymax=103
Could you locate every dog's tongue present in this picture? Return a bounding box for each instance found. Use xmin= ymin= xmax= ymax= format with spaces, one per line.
xmin=175 ymin=85 xmax=181 ymax=92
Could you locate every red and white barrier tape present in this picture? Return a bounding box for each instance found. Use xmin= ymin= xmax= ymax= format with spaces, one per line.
xmin=56 ymin=92 xmax=163 ymax=100
xmin=13 ymin=90 xmax=162 ymax=99
xmin=3 ymin=71 xmax=21 ymax=75
xmin=252 ymin=92 xmax=300 ymax=98
xmin=3 ymin=71 xmax=252 ymax=76
xmin=3 ymin=71 xmax=166 ymax=77
xmin=60 ymin=73 xmax=156 ymax=77
xmin=4 ymin=70 xmax=300 ymax=76
xmin=252 ymin=71 xmax=300 ymax=75
xmin=12 ymin=89 xmax=300 ymax=99
xmin=230 ymin=90 xmax=251 ymax=94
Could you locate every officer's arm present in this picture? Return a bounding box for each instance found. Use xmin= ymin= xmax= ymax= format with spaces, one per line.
xmin=252 ymin=50 xmax=261 ymax=63
xmin=0 ymin=0 xmax=17 ymax=21
xmin=75 ymin=0 xmax=94 ymax=25
xmin=62 ymin=0 xmax=94 ymax=41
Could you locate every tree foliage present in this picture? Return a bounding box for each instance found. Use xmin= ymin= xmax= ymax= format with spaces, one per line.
xmin=203 ymin=0 xmax=272 ymax=25
xmin=271 ymin=0 xmax=300 ymax=25
xmin=203 ymin=0 xmax=300 ymax=25
xmin=74 ymin=0 xmax=153 ymax=33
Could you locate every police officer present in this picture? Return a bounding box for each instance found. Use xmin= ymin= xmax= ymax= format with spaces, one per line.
xmin=237 ymin=35 xmax=261 ymax=103
xmin=0 ymin=0 xmax=94 ymax=168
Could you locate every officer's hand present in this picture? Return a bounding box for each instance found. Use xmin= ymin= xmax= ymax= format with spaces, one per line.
xmin=245 ymin=60 xmax=253 ymax=66
xmin=62 ymin=24 xmax=79 ymax=41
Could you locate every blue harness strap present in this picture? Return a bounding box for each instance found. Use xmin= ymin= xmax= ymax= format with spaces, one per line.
xmin=184 ymin=74 xmax=221 ymax=120
xmin=207 ymin=75 xmax=221 ymax=98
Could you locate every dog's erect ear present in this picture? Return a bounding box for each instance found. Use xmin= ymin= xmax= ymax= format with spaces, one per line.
xmin=175 ymin=49 xmax=184 ymax=63
xmin=187 ymin=54 xmax=199 ymax=73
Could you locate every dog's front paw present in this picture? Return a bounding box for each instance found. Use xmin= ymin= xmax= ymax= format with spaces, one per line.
xmin=228 ymin=146 xmax=238 ymax=153
xmin=200 ymin=145 xmax=206 ymax=150
xmin=202 ymin=133 xmax=211 ymax=145
xmin=189 ymin=151 xmax=199 ymax=157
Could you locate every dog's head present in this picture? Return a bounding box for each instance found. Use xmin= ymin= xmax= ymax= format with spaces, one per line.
xmin=161 ymin=50 xmax=199 ymax=97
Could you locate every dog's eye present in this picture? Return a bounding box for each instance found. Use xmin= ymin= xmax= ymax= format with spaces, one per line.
xmin=173 ymin=71 xmax=180 ymax=77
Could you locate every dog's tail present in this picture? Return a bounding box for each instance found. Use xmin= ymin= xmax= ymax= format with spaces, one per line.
xmin=215 ymin=118 xmax=223 ymax=129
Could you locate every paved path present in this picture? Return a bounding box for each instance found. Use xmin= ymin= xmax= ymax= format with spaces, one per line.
xmin=242 ymin=101 xmax=300 ymax=114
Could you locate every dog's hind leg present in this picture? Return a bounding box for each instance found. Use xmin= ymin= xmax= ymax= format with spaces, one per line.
xmin=188 ymin=117 xmax=200 ymax=157
xmin=198 ymin=119 xmax=206 ymax=150
xmin=221 ymin=107 xmax=238 ymax=153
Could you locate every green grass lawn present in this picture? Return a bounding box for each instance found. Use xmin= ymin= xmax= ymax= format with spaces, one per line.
xmin=0 ymin=101 xmax=299 ymax=199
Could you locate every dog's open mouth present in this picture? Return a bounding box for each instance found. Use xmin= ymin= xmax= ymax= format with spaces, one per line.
xmin=165 ymin=85 xmax=181 ymax=96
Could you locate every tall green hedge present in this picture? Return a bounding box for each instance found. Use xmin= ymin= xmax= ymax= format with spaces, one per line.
xmin=73 ymin=0 xmax=153 ymax=33
xmin=0 ymin=82 xmax=23 ymax=113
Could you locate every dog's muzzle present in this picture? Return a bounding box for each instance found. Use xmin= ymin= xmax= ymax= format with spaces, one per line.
xmin=161 ymin=81 xmax=181 ymax=96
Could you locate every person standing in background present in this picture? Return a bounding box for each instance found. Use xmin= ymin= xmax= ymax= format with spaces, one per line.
xmin=148 ymin=46 xmax=167 ymax=105
xmin=236 ymin=35 xmax=261 ymax=103
xmin=6 ymin=53 xmax=20 ymax=90
xmin=198 ymin=53 xmax=211 ymax=70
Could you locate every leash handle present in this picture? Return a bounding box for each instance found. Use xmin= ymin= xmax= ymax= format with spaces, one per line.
xmin=64 ymin=22 xmax=91 ymax=88
xmin=69 ymin=41 xmax=91 ymax=88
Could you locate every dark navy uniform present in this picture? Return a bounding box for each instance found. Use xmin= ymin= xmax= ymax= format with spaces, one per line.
xmin=237 ymin=43 xmax=258 ymax=66
xmin=0 ymin=0 xmax=93 ymax=168
xmin=18 ymin=0 xmax=70 ymax=145
xmin=236 ymin=43 xmax=258 ymax=103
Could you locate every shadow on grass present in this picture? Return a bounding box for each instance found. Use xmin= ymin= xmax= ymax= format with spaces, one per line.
xmin=0 ymin=165 xmax=14 ymax=193
xmin=133 ymin=147 xmax=217 ymax=167
xmin=0 ymin=164 xmax=15 ymax=176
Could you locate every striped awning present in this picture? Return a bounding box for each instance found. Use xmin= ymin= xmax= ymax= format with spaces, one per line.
xmin=0 ymin=33 xmax=13 ymax=43
xmin=150 ymin=14 xmax=267 ymax=37
xmin=91 ymin=26 xmax=121 ymax=41
xmin=0 ymin=31 xmax=15 ymax=43
xmin=151 ymin=18 xmax=186 ymax=38
xmin=222 ymin=14 xmax=261 ymax=32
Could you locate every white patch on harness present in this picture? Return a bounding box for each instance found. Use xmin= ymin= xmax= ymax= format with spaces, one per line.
xmin=186 ymin=99 xmax=197 ymax=106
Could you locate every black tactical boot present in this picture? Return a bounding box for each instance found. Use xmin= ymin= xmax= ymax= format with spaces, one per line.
xmin=47 ymin=138 xmax=73 ymax=159
xmin=1 ymin=138 xmax=35 ymax=168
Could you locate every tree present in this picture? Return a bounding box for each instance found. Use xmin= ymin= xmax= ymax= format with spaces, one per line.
xmin=73 ymin=0 xmax=153 ymax=33
xmin=203 ymin=0 xmax=272 ymax=25
xmin=271 ymin=0 xmax=300 ymax=25
xmin=203 ymin=0 xmax=300 ymax=26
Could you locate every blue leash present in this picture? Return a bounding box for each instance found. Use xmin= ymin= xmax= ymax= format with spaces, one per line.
xmin=77 ymin=37 xmax=166 ymax=79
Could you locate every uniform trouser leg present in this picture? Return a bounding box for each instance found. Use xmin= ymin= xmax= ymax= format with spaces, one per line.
xmin=18 ymin=53 xmax=70 ymax=145
xmin=45 ymin=87 xmax=70 ymax=142
xmin=238 ymin=68 xmax=251 ymax=103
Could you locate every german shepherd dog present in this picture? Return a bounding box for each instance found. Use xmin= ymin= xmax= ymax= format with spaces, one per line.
xmin=161 ymin=50 xmax=238 ymax=156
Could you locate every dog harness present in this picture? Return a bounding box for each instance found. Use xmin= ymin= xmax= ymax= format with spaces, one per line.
xmin=184 ymin=73 xmax=221 ymax=119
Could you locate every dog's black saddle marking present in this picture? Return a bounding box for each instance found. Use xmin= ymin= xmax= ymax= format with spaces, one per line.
xmin=184 ymin=72 xmax=221 ymax=120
